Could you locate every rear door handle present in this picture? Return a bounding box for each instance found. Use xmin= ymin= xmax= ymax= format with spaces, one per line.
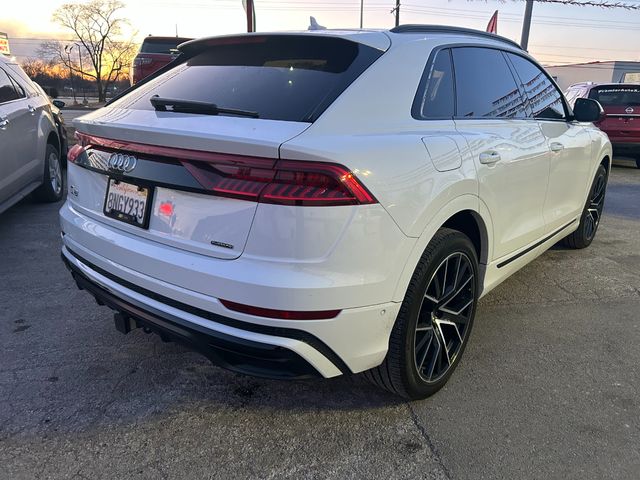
xmin=28 ymin=105 xmax=36 ymax=115
xmin=0 ymin=117 xmax=8 ymax=130
xmin=550 ymin=142 xmax=564 ymax=152
xmin=479 ymin=150 xmax=501 ymax=164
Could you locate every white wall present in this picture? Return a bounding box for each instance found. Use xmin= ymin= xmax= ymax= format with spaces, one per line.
xmin=546 ymin=63 xmax=615 ymax=91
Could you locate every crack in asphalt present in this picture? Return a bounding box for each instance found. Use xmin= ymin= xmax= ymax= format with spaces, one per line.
xmin=406 ymin=402 xmax=452 ymax=480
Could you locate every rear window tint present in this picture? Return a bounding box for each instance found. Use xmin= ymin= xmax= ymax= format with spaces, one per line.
xmin=112 ymin=36 xmax=383 ymax=122
xmin=140 ymin=38 xmax=191 ymax=54
xmin=0 ymin=68 xmax=19 ymax=103
xmin=588 ymin=87 xmax=640 ymax=106
xmin=413 ymin=49 xmax=455 ymax=119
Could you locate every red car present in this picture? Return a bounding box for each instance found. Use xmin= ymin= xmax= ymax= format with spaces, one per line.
xmin=131 ymin=36 xmax=192 ymax=85
xmin=566 ymin=82 xmax=640 ymax=168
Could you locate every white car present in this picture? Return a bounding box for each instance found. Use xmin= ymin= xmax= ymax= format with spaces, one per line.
xmin=60 ymin=26 xmax=611 ymax=399
xmin=0 ymin=55 xmax=65 ymax=213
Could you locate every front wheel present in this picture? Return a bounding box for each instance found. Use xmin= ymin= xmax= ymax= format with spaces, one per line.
xmin=562 ymin=164 xmax=607 ymax=249
xmin=364 ymin=228 xmax=479 ymax=400
xmin=33 ymin=143 xmax=64 ymax=203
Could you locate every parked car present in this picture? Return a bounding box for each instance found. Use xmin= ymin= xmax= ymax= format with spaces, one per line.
xmin=565 ymin=82 xmax=640 ymax=167
xmin=61 ymin=26 xmax=611 ymax=400
xmin=130 ymin=35 xmax=192 ymax=85
xmin=0 ymin=55 xmax=65 ymax=214
xmin=34 ymin=82 xmax=68 ymax=164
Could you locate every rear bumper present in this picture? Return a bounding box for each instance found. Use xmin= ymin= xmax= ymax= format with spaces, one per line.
xmin=59 ymin=201 xmax=403 ymax=377
xmin=63 ymin=251 xmax=326 ymax=379
xmin=611 ymin=142 xmax=640 ymax=156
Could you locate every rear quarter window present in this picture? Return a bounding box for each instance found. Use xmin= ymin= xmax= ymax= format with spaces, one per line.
xmin=413 ymin=48 xmax=455 ymax=119
xmin=112 ymin=36 xmax=383 ymax=122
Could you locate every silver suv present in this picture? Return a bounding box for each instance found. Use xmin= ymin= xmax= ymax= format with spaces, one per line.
xmin=0 ymin=55 xmax=65 ymax=214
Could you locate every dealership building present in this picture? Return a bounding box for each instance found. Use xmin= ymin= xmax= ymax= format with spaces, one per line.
xmin=546 ymin=61 xmax=640 ymax=91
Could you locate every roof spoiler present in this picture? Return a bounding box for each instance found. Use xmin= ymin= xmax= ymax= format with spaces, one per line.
xmin=390 ymin=24 xmax=523 ymax=51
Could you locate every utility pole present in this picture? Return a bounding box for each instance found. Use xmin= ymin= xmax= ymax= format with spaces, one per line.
xmin=394 ymin=0 xmax=400 ymax=27
xmin=75 ymin=43 xmax=87 ymax=105
xmin=360 ymin=0 xmax=364 ymax=28
xmin=64 ymin=44 xmax=77 ymax=105
xmin=520 ymin=0 xmax=534 ymax=51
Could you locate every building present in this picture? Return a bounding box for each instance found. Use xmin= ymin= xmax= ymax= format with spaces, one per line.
xmin=546 ymin=61 xmax=640 ymax=91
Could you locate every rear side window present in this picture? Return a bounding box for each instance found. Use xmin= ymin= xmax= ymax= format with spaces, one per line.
xmin=452 ymin=47 xmax=526 ymax=119
xmin=140 ymin=38 xmax=191 ymax=54
xmin=0 ymin=68 xmax=19 ymax=104
xmin=507 ymin=53 xmax=566 ymax=120
xmin=588 ymin=86 xmax=640 ymax=106
xmin=9 ymin=77 xmax=26 ymax=99
xmin=413 ymin=49 xmax=455 ymax=119
xmin=114 ymin=36 xmax=384 ymax=122
xmin=564 ymin=86 xmax=585 ymax=108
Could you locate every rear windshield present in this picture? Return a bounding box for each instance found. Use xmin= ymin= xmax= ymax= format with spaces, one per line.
xmin=588 ymin=86 xmax=640 ymax=106
xmin=113 ymin=36 xmax=383 ymax=122
xmin=140 ymin=38 xmax=192 ymax=54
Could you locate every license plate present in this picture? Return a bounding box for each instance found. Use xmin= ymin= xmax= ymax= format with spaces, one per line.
xmin=103 ymin=179 xmax=152 ymax=228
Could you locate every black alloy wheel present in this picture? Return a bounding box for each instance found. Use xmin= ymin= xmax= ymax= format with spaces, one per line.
xmin=364 ymin=228 xmax=479 ymax=400
xmin=583 ymin=168 xmax=606 ymax=242
xmin=414 ymin=252 xmax=475 ymax=383
xmin=563 ymin=164 xmax=608 ymax=249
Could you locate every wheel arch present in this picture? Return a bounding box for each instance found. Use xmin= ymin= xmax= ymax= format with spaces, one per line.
xmin=601 ymin=154 xmax=611 ymax=175
xmin=46 ymin=130 xmax=60 ymax=153
xmin=392 ymin=195 xmax=493 ymax=303
xmin=441 ymin=210 xmax=489 ymax=266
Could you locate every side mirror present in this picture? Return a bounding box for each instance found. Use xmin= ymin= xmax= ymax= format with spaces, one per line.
xmin=573 ymin=98 xmax=604 ymax=123
xmin=52 ymin=99 xmax=66 ymax=109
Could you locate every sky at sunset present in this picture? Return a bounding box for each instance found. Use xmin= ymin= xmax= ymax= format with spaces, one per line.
xmin=3 ymin=0 xmax=640 ymax=65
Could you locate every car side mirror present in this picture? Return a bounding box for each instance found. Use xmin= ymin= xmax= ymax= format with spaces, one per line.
xmin=573 ymin=98 xmax=604 ymax=123
xmin=52 ymin=99 xmax=65 ymax=109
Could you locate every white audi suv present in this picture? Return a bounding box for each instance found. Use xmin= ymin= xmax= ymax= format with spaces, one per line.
xmin=60 ymin=25 xmax=611 ymax=399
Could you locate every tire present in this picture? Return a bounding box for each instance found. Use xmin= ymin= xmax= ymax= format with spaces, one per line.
xmin=33 ymin=143 xmax=64 ymax=203
xmin=635 ymin=157 xmax=640 ymax=169
xmin=562 ymin=164 xmax=607 ymax=249
xmin=364 ymin=228 xmax=479 ymax=400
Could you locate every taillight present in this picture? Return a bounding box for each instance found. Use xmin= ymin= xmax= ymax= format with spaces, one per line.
xmin=75 ymin=133 xmax=377 ymax=207
xmin=67 ymin=144 xmax=85 ymax=164
xmin=183 ymin=159 xmax=376 ymax=206
xmin=220 ymin=299 xmax=341 ymax=320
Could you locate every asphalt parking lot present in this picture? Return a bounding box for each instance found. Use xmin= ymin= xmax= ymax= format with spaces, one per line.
xmin=1 ymin=160 xmax=639 ymax=480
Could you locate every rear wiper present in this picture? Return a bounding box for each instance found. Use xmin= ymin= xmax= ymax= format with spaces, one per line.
xmin=150 ymin=95 xmax=259 ymax=118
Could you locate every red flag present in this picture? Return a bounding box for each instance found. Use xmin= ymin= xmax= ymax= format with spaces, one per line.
xmin=486 ymin=10 xmax=498 ymax=34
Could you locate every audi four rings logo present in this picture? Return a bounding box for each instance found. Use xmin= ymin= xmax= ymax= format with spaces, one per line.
xmin=107 ymin=153 xmax=137 ymax=173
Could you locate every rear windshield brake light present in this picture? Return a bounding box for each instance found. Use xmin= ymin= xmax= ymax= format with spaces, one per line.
xmin=75 ymin=133 xmax=377 ymax=207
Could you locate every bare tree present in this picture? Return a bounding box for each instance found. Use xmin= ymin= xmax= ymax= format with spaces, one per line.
xmin=46 ymin=0 xmax=137 ymax=102
xmin=20 ymin=59 xmax=48 ymax=79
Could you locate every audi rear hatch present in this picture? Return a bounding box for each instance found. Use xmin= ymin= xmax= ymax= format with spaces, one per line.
xmin=69 ymin=33 xmax=386 ymax=260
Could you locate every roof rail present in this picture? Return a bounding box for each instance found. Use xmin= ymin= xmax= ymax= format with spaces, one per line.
xmin=389 ymin=24 xmax=523 ymax=50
